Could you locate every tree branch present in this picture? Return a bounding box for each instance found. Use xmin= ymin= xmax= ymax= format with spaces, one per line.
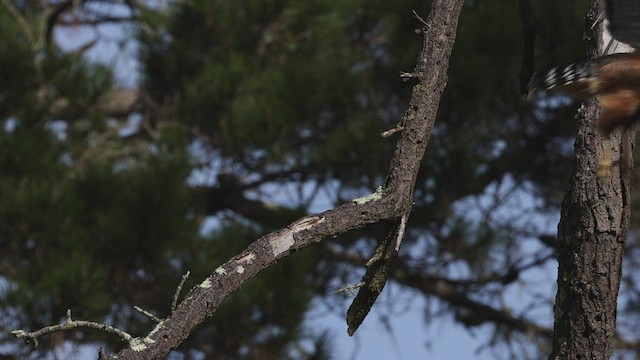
xmin=12 ymin=309 xmax=134 ymax=348
xmin=346 ymin=214 xmax=407 ymax=335
xmin=105 ymin=0 xmax=466 ymax=357
xmin=12 ymin=0 xmax=466 ymax=358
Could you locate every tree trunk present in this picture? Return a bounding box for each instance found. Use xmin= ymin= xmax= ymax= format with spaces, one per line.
xmin=549 ymin=1 xmax=634 ymax=359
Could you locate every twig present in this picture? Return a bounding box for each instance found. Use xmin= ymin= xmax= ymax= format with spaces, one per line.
xmin=335 ymin=282 xmax=365 ymax=296
xmin=134 ymin=306 xmax=162 ymax=323
xmin=412 ymin=10 xmax=429 ymax=28
xmin=172 ymin=271 xmax=190 ymax=312
xmin=12 ymin=309 xmax=134 ymax=348
xmin=399 ymin=71 xmax=419 ymax=78
xmin=381 ymin=126 xmax=405 ymax=138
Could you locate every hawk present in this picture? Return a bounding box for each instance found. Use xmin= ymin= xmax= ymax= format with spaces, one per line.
xmin=528 ymin=0 xmax=640 ymax=138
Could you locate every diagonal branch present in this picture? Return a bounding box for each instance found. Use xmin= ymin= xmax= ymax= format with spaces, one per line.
xmin=2 ymin=1 xmax=462 ymax=358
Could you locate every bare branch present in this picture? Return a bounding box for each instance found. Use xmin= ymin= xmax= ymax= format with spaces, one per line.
xmin=106 ymin=0 xmax=465 ymax=357
xmin=381 ymin=126 xmax=405 ymax=138
xmin=335 ymin=282 xmax=365 ymax=296
xmin=412 ymin=10 xmax=429 ymax=28
xmin=12 ymin=309 xmax=134 ymax=348
xmin=172 ymin=271 xmax=190 ymax=312
xmin=134 ymin=306 xmax=162 ymax=323
xmin=346 ymin=214 xmax=408 ymax=336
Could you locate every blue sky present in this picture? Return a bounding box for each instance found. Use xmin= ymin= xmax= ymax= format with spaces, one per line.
xmin=305 ymin=290 xmax=498 ymax=360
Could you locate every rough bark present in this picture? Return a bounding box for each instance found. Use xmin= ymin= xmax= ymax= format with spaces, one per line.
xmin=548 ymin=2 xmax=634 ymax=359
xmin=108 ymin=0 xmax=466 ymax=358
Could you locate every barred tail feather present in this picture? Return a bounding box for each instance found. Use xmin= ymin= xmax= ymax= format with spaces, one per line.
xmin=528 ymin=62 xmax=598 ymax=98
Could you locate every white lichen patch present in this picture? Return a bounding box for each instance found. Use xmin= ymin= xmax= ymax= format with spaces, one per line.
xmin=130 ymin=337 xmax=147 ymax=351
xmin=270 ymin=232 xmax=295 ymax=257
xmin=199 ymin=278 xmax=212 ymax=288
xmin=235 ymin=252 xmax=256 ymax=264
xmin=129 ymin=319 xmax=163 ymax=351
xmin=353 ymin=186 xmax=383 ymax=204
xmin=215 ymin=267 xmax=227 ymax=275
xmin=236 ymin=265 xmax=245 ymax=274
xmin=147 ymin=321 xmax=164 ymax=338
